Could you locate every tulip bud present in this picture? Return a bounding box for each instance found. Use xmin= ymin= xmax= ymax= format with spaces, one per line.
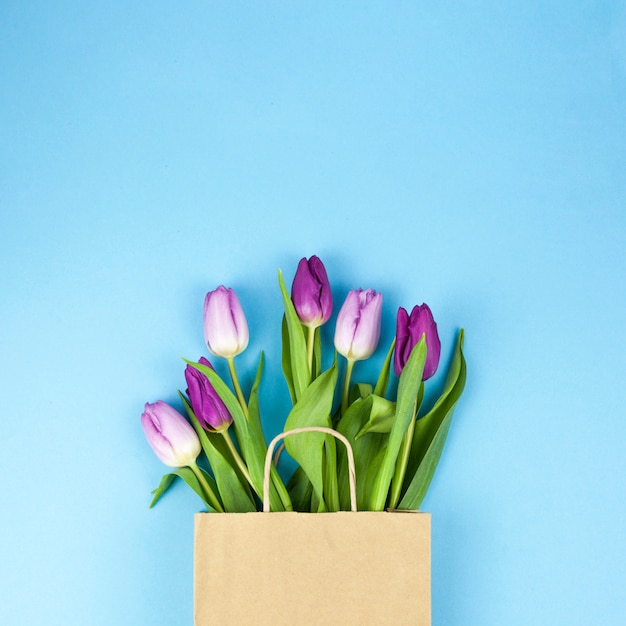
xmin=141 ymin=401 xmax=201 ymax=467
xmin=203 ymin=286 xmax=249 ymax=358
xmin=291 ymin=255 xmax=333 ymax=328
xmin=394 ymin=304 xmax=441 ymax=380
xmin=334 ymin=288 xmax=383 ymax=361
xmin=185 ymin=357 xmax=233 ymax=431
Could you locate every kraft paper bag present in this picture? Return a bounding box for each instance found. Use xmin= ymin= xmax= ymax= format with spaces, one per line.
xmin=194 ymin=427 xmax=431 ymax=626
xmin=194 ymin=510 xmax=430 ymax=625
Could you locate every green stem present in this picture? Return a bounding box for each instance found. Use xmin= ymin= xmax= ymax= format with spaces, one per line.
xmin=389 ymin=397 xmax=418 ymax=509
xmin=306 ymin=325 xmax=315 ymax=379
xmin=189 ymin=461 xmax=224 ymax=513
xmin=220 ymin=429 xmax=258 ymax=496
xmin=227 ymin=357 xmax=249 ymax=419
xmin=341 ymin=359 xmax=355 ymax=414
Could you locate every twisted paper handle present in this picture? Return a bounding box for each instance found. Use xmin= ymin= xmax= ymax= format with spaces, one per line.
xmin=263 ymin=427 xmax=357 ymax=513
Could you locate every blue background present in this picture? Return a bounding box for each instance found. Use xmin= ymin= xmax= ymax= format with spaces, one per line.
xmin=2 ymin=2 xmax=625 ymax=624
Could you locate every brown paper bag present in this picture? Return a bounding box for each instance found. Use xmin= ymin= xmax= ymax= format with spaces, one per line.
xmin=194 ymin=428 xmax=431 ymax=626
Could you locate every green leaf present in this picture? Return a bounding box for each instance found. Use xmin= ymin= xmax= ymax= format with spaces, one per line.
xmin=278 ymin=269 xmax=310 ymax=400
xmin=323 ymin=435 xmax=340 ymax=511
xmin=398 ymin=329 xmax=467 ymax=510
xmin=311 ymin=486 xmax=324 ymax=512
xmin=245 ymin=354 xmax=293 ymax=512
xmin=268 ymin=463 xmax=293 ymax=512
xmin=374 ymin=339 xmax=396 ymax=398
xmin=248 ymin=352 xmax=265 ymax=435
xmin=281 ymin=316 xmax=296 ymax=405
xmin=287 ymin=466 xmax=313 ymax=511
xmin=179 ymin=393 xmax=256 ymax=513
xmin=175 ymin=466 xmax=220 ymax=512
xmin=349 ymin=382 xmax=372 ymax=405
xmin=184 ymin=359 xmax=289 ymax=511
xmin=335 ymin=395 xmax=388 ymax=511
xmin=355 ymin=395 xmax=397 ymax=438
xmin=398 ymin=412 xmax=454 ymax=510
xmin=284 ymin=363 xmax=338 ymax=511
xmin=151 ymin=467 xmax=220 ymax=512
xmin=405 ymin=329 xmax=466 ymax=484
xmin=149 ymin=473 xmax=176 ymax=508
xmin=248 ymin=352 xmax=291 ymax=510
xmin=369 ymin=337 xmax=427 ymax=510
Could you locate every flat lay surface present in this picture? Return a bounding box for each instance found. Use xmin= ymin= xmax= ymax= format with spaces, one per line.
xmin=1 ymin=2 xmax=625 ymax=624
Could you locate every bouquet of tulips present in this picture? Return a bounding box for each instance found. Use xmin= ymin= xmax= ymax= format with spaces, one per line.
xmin=141 ymin=256 xmax=466 ymax=513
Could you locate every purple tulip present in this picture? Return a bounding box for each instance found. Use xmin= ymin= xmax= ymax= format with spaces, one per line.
xmin=334 ymin=288 xmax=383 ymax=361
xmin=185 ymin=357 xmax=232 ymax=431
xmin=291 ymin=255 xmax=333 ymax=328
xmin=394 ymin=304 xmax=441 ymax=380
xmin=203 ymin=286 xmax=249 ymax=358
xmin=141 ymin=401 xmax=201 ymax=467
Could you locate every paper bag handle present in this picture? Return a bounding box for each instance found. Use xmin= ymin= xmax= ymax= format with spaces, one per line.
xmin=263 ymin=427 xmax=357 ymax=513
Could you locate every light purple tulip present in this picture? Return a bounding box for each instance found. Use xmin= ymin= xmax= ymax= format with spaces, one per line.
xmin=203 ymin=286 xmax=249 ymax=358
xmin=141 ymin=401 xmax=201 ymax=467
xmin=334 ymin=288 xmax=383 ymax=361
xmin=394 ymin=304 xmax=441 ymax=380
xmin=291 ymin=255 xmax=333 ymax=328
xmin=185 ymin=357 xmax=232 ymax=431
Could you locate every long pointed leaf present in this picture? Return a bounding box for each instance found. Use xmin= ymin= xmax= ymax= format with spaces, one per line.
xmin=149 ymin=473 xmax=176 ymax=508
xmin=278 ymin=269 xmax=310 ymax=400
xmin=323 ymin=436 xmax=340 ymax=511
xmin=284 ymin=364 xmax=338 ymax=510
xmin=406 ymin=329 xmax=466 ymax=482
xmin=151 ymin=467 xmax=219 ymax=512
xmin=336 ymin=395 xmax=388 ymax=511
xmin=287 ymin=466 xmax=313 ymax=511
xmin=398 ymin=412 xmax=455 ymax=510
xmin=245 ymin=355 xmax=294 ymax=511
xmin=176 ymin=466 xmax=220 ymax=512
xmin=281 ymin=316 xmax=296 ymax=405
xmin=369 ymin=337 xmax=427 ymax=510
xmin=399 ymin=329 xmax=467 ymax=510
xmin=248 ymin=352 xmax=265 ymax=435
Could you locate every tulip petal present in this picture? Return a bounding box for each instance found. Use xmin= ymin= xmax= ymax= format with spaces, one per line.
xmin=141 ymin=401 xmax=201 ymax=468
xmin=185 ymin=357 xmax=232 ymax=431
xmin=334 ymin=290 xmax=361 ymax=358
xmin=203 ymin=286 xmax=249 ymax=358
xmin=394 ymin=303 xmax=441 ymax=379
xmin=350 ymin=290 xmax=382 ymax=360
xmin=291 ymin=256 xmax=333 ymax=327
